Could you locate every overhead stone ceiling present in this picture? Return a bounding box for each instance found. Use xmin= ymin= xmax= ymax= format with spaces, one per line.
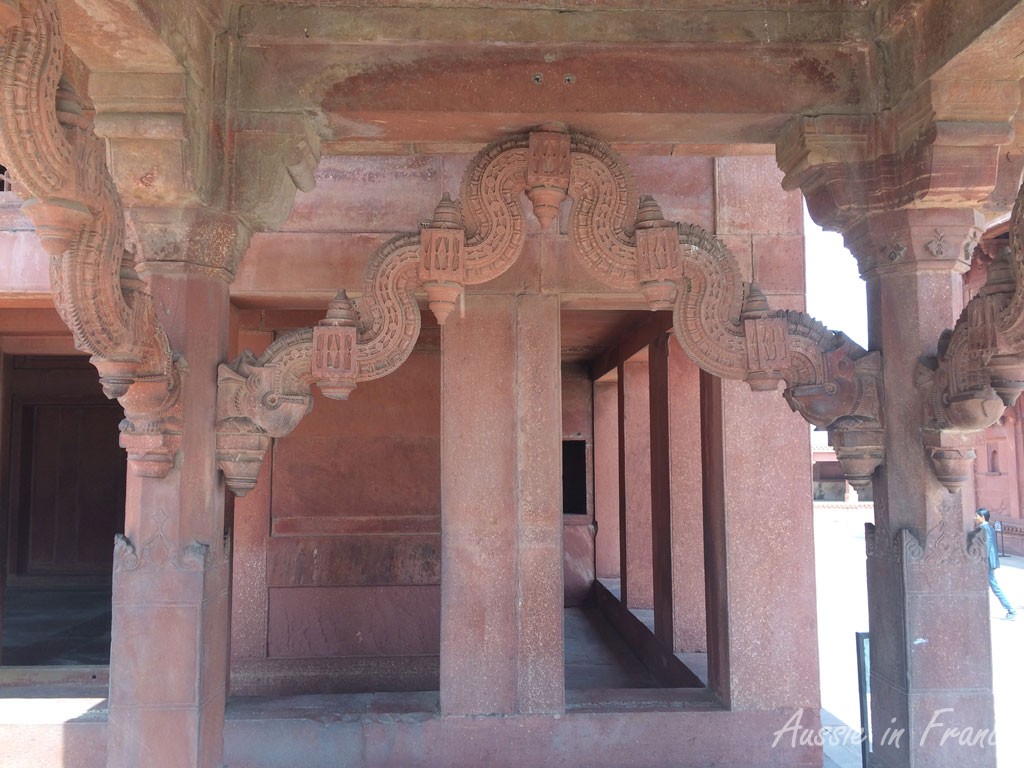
xmin=233 ymin=0 xmax=881 ymax=153
xmin=58 ymin=0 xmax=1024 ymax=158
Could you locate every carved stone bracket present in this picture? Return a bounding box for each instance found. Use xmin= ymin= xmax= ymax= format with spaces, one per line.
xmin=915 ymin=191 xmax=1024 ymax=491
xmin=219 ymin=124 xmax=886 ymax=494
xmin=216 ymin=330 xmax=315 ymax=496
xmin=569 ymin=125 xmax=883 ymax=487
xmin=778 ymin=79 xmax=1020 ymax=493
xmin=0 ymin=0 xmax=185 ymax=477
xmin=216 ymin=289 xmax=364 ymax=493
xmin=231 ymin=113 xmax=322 ymax=234
xmin=776 ymin=79 xmax=1017 ymax=233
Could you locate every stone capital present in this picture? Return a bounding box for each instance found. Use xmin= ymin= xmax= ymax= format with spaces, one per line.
xmin=126 ymin=206 xmax=253 ymax=281
xmin=89 ymin=71 xmax=200 ymax=209
xmin=777 ymin=78 xmax=1018 ymax=233
xmin=843 ymin=208 xmax=984 ymax=280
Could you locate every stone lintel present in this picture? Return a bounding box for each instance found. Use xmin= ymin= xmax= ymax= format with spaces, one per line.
xmin=58 ymin=0 xmax=179 ymax=72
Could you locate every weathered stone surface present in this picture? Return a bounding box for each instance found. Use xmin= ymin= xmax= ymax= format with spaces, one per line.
xmin=268 ymin=586 xmax=441 ymax=657
xmin=717 ymin=156 xmax=804 ymax=237
xmin=715 ymin=378 xmax=821 ymax=711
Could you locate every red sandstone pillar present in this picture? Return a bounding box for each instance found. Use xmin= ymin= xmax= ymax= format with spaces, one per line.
xmin=593 ymin=377 xmax=621 ymax=579
xmin=618 ymin=354 xmax=654 ymax=610
xmin=648 ymin=331 xmax=707 ymax=653
xmin=698 ymin=152 xmax=819 ymax=713
xmin=106 ymin=235 xmax=238 ymax=767
xmin=440 ymin=293 xmax=563 ymax=715
xmin=848 ymin=209 xmax=995 ymax=768
xmin=1015 ymin=405 xmax=1024 ymax=517
xmin=702 ymin=372 xmax=820 ymax=711
xmin=229 ymin=324 xmax=274 ymax=664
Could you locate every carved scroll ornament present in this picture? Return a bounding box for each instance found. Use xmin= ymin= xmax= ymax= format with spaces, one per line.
xmin=0 ymin=0 xmax=183 ymax=476
xmin=216 ymin=131 xmax=553 ymax=493
xmin=561 ymin=135 xmax=885 ymax=488
xmin=218 ymin=123 xmax=884 ymax=494
xmin=916 ymin=182 xmax=1024 ymax=491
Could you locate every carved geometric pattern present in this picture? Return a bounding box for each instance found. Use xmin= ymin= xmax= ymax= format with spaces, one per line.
xmin=865 ymin=522 xmax=900 ymax=565
xmin=460 ymin=135 xmax=529 ymax=284
xmin=567 ymin=133 xmax=639 ymax=289
xmin=904 ymin=500 xmax=988 ymax=578
xmin=113 ymin=511 xmax=210 ymax=574
xmin=354 ymin=234 xmax=423 ymax=381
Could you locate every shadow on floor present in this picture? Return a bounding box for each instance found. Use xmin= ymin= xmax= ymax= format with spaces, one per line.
xmin=1 ymin=586 xmax=111 ymax=666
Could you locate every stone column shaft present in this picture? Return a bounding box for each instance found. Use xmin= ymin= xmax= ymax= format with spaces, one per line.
xmin=618 ymin=356 xmax=654 ymax=610
xmin=439 ymin=293 xmax=563 ymax=716
xmin=703 ymin=375 xmax=819 ymax=712
xmin=593 ymin=379 xmax=621 ymax=579
xmin=850 ymin=208 xmax=995 ymax=768
xmin=107 ymin=271 xmax=231 ymax=768
xmin=649 ymin=332 xmax=706 ymax=653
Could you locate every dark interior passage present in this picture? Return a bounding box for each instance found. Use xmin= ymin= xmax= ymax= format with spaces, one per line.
xmin=0 ymin=586 xmax=111 ymax=665
xmin=1 ymin=356 xmax=124 ymax=667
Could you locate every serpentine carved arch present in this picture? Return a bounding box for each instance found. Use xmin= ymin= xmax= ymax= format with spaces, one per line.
xmin=0 ymin=0 xmax=184 ymax=475
xmin=217 ymin=124 xmax=884 ymax=494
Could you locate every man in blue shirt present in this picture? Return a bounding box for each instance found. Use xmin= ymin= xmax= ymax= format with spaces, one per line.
xmin=974 ymin=508 xmax=1017 ymax=621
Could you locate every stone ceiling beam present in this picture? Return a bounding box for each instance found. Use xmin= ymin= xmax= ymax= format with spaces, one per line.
xmin=56 ymin=0 xmax=179 ymax=72
xmin=237 ymin=41 xmax=875 ymax=151
xmin=236 ymin=4 xmax=875 ymax=46
xmin=874 ymin=0 xmax=1022 ymax=109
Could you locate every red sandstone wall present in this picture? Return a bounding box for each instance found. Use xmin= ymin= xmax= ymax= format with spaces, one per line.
xmin=266 ymin=334 xmax=442 ymax=661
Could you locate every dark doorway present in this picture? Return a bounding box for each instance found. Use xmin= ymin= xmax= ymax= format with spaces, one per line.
xmin=1 ymin=355 xmax=125 ymax=665
xmin=562 ymin=439 xmax=588 ymax=516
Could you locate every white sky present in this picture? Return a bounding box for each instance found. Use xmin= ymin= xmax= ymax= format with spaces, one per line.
xmin=803 ymin=204 xmax=868 ymax=349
